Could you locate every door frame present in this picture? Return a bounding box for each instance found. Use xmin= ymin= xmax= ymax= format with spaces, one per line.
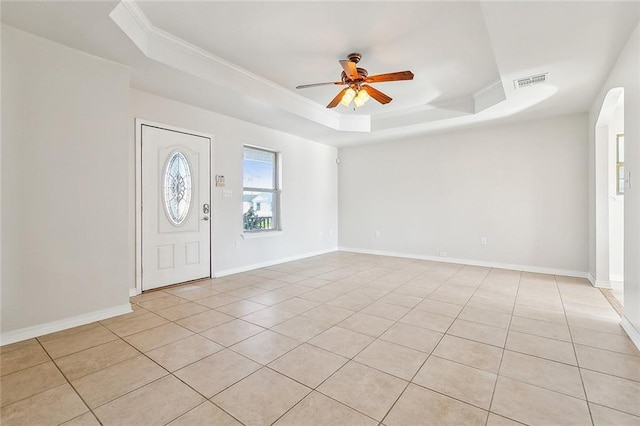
xmin=134 ymin=118 xmax=214 ymax=295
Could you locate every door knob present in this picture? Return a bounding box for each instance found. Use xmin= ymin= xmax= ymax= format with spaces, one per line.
xmin=203 ymin=217 xmax=209 ymax=221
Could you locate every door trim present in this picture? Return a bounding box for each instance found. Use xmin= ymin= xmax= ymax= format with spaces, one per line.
xmin=134 ymin=119 xmax=214 ymax=295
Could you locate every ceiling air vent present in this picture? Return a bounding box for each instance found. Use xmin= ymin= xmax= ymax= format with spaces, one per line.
xmin=513 ymin=73 xmax=548 ymax=89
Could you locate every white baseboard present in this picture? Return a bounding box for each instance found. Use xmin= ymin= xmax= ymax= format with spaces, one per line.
xmin=621 ymin=316 xmax=640 ymax=351
xmin=338 ymin=247 xmax=589 ymax=279
xmin=129 ymin=288 xmax=139 ymax=297
xmin=586 ymin=272 xmax=613 ymax=289
xmin=214 ymin=247 xmax=338 ymax=278
xmin=609 ymin=274 xmax=624 ymax=284
xmin=0 ymin=304 xmax=132 ymax=346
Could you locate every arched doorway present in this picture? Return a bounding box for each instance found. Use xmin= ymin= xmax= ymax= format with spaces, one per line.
xmin=595 ymin=87 xmax=625 ymax=308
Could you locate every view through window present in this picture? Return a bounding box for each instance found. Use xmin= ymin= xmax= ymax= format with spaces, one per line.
xmin=243 ymin=146 xmax=279 ymax=231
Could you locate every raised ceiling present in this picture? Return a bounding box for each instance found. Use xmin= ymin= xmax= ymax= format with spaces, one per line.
xmin=2 ymin=1 xmax=639 ymax=146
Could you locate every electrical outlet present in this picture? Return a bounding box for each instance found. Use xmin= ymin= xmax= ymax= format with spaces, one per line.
xmin=481 ymin=237 xmax=487 ymax=245
xmin=223 ymin=189 xmax=232 ymax=198
xmin=375 ymin=230 xmax=381 ymax=238
xmin=235 ymin=240 xmax=240 ymax=249
xmin=439 ymin=252 xmax=447 ymax=257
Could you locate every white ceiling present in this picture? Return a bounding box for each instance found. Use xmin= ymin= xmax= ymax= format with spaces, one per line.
xmin=2 ymin=1 xmax=638 ymax=147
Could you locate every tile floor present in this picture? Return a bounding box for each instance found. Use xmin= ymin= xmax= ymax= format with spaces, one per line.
xmin=1 ymin=252 xmax=639 ymax=425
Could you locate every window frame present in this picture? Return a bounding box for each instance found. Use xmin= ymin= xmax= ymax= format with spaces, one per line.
xmin=242 ymin=145 xmax=281 ymax=233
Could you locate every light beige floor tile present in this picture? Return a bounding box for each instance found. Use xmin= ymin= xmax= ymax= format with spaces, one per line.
xmin=581 ymin=369 xmax=640 ymax=416
xmin=162 ymin=283 xmax=203 ymax=295
xmin=269 ymin=343 xmax=348 ymax=388
xmin=199 ymin=319 xmax=265 ymax=347
xmin=1 ymin=361 xmax=66 ymax=407
xmin=399 ymin=309 xmax=455 ymax=333
xmin=318 ymin=361 xmax=407 ymax=421
xmin=217 ymin=300 xmax=268 ymax=316
xmin=393 ymin=284 xmax=434 ymax=299
xmin=510 ymin=316 xmax=571 ymax=341
xmin=168 ymin=401 xmax=242 ymax=426
xmin=54 ymin=339 xmax=140 ymax=381
xmin=174 ymin=349 xmax=260 ymax=398
xmin=155 ymin=302 xmax=210 ymax=321
xmin=0 ymin=338 xmax=39 ymax=354
xmin=506 ymin=331 xmax=576 ymax=365
xmin=491 ymin=376 xmax=592 ymax=425
xmin=0 ymin=343 xmax=50 ymax=376
xmin=499 ymin=350 xmax=585 ymax=399
xmin=384 ymin=383 xmax=487 ymax=426
xmin=241 ymin=307 xmax=298 ymax=328
xmin=130 ymin=290 xmax=169 ymax=304
xmin=486 ymin=413 xmax=525 ymax=425
xmin=0 ymin=384 xmax=88 ymax=426
xmin=447 ymin=319 xmax=508 ymax=347
xmin=513 ymin=305 xmax=569 ymax=325
xmin=589 ymin=403 xmax=640 ymax=426
xmin=380 ymin=322 xmax=443 ymax=354
xmin=433 ymin=335 xmax=503 ymax=373
xmin=414 ymin=299 xmax=463 ymax=317
xmin=459 ymin=306 xmax=511 ymax=329
xmin=378 ymin=293 xmax=422 ymax=308
xmin=299 ymin=288 xmax=342 ymax=303
xmin=231 ymin=330 xmax=300 ymax=364
xmin=575 ymin=344 xmax=640 ymax=382
xmin=566 ymin=314 xmax=625 ymax=335
xmin=228 ymin=285 xmax=268 ymax=299
xmin=175 ymin=309 xmax=234 ymax=333
xmin=571 ymin=326 xmax=640 ymax=356
xmin=249 ymin=291 xmax=293 ymax=306
xmin=337 ymin=312 xmax=394 ymax=337
xmin=93 ymin=375 xmax=204 ymax=425
xmin=146 ymin=334 xmax=223 ymax=372
xmin=466 ymin=295 xmax=514 ymax=315
xmin=194 ymin=293 xmax=242 ymax=309
xmin=138 ymin=294 xmax=189 ymax=311
xmin=274 ymin=391 xmax=377 ymax=426
xmin=124 ymin=322 xmax=193 ymax=352
xmin=328 ymin=292 xmax=375 ymax=311
xmin=71 ymin=354 xmax=167 ymax=408
xmin=273 ymin=297 xmax=320 ymax=314
xmin=213 ymin=368 xmax=310 ymax=426
xmin=102 ymin=312 xmax=169 ymax=337
xmin=297 ymin=278 xmax=332 ymax=289
xmin=61 ymin=411 xmax=101 ymax=426
xmin=361 ymin=301 xmax=411 ymax=321
xmin=38 ymin=323 xmax=102 ymax=344
xmin=413 ymin=355 xmax=497 ymax=409
xmin=174 ymin=287 xmax=219 ymax=301
xmin=301 ymin=304 xmax=355 ymax=324
xmin=354 ymin=340 xmax=427 ymax=381
xmin=271 ymin=316 xmax=333 ymax=341
xmin=309 ymin=326 xmax=374 ymax=358
xmin=39 ymin=324 xmax=119 ymax=358
xmin=427 ymin=287 xmax=473 ymax=305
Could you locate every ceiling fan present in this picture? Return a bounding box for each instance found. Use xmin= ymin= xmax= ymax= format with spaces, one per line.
xmin=296 ymin=53 xmax=414 ymax=109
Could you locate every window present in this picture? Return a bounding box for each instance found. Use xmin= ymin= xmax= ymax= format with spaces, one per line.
xmin=243 ymin=146 xmax=280 ymax=232
xmin=616 ymin=134 xmax=625 ymax=195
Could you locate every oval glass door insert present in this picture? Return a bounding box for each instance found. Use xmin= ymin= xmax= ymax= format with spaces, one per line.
xmin=163 ymin=151 xmax=192 ymax=225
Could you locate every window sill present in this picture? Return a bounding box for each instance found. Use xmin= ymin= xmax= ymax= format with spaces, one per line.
xmin=242 ymin=230 xmax=283 ymax=239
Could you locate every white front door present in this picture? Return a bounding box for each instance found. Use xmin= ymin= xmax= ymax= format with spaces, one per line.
xmin=142 ymin=125 xmax=211 ymax=290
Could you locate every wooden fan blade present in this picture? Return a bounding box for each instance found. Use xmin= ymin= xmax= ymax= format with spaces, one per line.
xmin=339 ymin=59 xmax=358 ymax=80
xmin=362 ymin=85 xmax=392 ymax=104
xmin=296 ymin=81 xmax=343 ymax=89
xmin=365 ymin=70 xmax=414 ymax=83
xmin=327 ymin=87 xmax=349 ymax=108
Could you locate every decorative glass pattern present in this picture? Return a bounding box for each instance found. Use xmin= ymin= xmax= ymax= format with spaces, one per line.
xmin=163 ymin=151 xmax=192 ymax=225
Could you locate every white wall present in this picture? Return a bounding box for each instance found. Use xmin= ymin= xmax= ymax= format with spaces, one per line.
xmin=589 ymin=22 xmax=640 ymax=347
xmin=1 ymin=26 xmax=132 ymax=342
xmin=338 ymin=114 xmax=589 ymax=275
xmin=130 ymin=89 xmax=339 ymax=281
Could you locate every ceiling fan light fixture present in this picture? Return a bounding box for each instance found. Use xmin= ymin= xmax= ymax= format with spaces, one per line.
xmin=353 ymin=88 xmax=371 ymax=108
xmin=340 ymin=87 xmax=356 ymax=107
